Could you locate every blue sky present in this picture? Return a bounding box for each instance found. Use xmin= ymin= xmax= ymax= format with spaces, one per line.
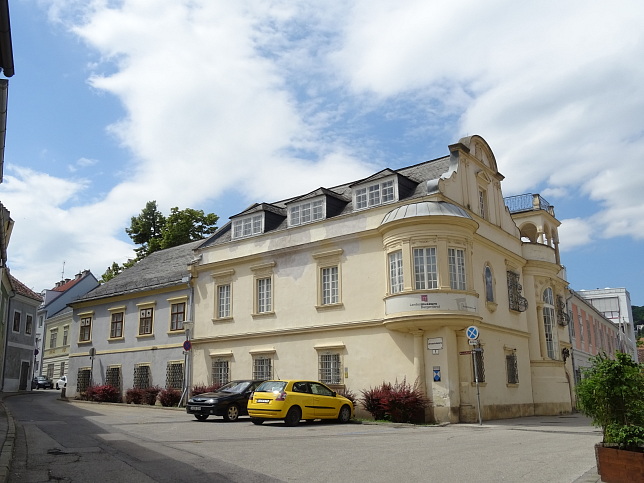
xmin=1 ymin=0 xmax=643 ymax=305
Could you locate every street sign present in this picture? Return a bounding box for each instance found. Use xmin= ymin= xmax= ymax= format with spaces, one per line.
xmin=459 ymin=351 xmax=472 ymax=355
xmin=468 ymin=339 xmax=479 ymax=346
xmin=466 ymin=325 xmax=479 ymax=340
xmin=183 ymin=340 xmax=192 ymax=351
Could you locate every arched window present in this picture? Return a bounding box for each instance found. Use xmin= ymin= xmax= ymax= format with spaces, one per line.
xmin=484 ymin=265 xmax=494 ymax=302
xmin=543 ymin=288 xmax=557 ymax=359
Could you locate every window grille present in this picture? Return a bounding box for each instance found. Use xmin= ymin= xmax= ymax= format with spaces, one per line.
xmin=472 ymin=349 xmax=485 ymax=383
xmin=133 ymin=365 xmax=151 ymax=389
xmin=319 ymin=353 xmax=342 ymax=385
xmin=211 ymin=359 xmax=229 ymax=385
xmin=321 ymin=266 xmax=339 ymax=305
xmin=507 ymin=271 xmax=528 ymax=312
xmin=166 ymin=362 xmax=184 ymax=389
xmin=253 ymin=357 xmax=272 ymax=380
xmin=506 ymin=353 xmax=519 ymax=384
xmin=77 ymin=368 xmax=91 ymax=393
xmin=170 ymin=303 xmax=185 ymax=331
xmin=105 ymin=366 xmax=121 ymax=389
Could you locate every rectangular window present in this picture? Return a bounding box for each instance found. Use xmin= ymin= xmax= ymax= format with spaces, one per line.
xmin=321 ymin=266 xmax=339 ymax=305
xmin=253 ymin=357 xmax=273 ymax=380
xmin=77 ymin=368 xmax=91 ymax=393
xmin=232 ymin=214 xmax=263 ymax=239
xmin=47 ymin=363 xmax=54 ymax=379
xmin=170 ymin=302 xmax=185 ymax=331
xmin=50 ymin=330 xmax=58 ymax=349
xmin=12 ymin=311 xmax=20 ymax=332
xmin=389 ymin=251 xmax=404 ymax=294
xmin=319 ymin=353 xmax=342 ymax=385
xmin=355 ymin=180 xmax=396 ymax=210
xmin=355 ymin=187 xmax=368 ymax=209
xmin=63 ymin=326 xmax=69 ymax=346
xmin=381 ymin=180 xmax=395 ymax=203
xmin=289 ymin=200 xmax=325 ymax=227
xmin=139 ymin=308 xmax=153 ymax=335
xmin=479 ymin=189 xmax=487 ymax=219
xmin=217 ymin=284 xmax=231 ymax=318
xmin=110 ymin=312 xmax=124 ymax=338
xmin=257 ymin=278 xmax=272 ymax=313
xmin=544 ymin=306 xmax=556 ymax=359
xmin=211 ymin=359 xmax=229 ymax=386
xmin=368 ymin=184 xmax=381 ymax=206
xmin=473 ymin=349 xmax=485 ymax=383
xmin=105 ymin=366 xmax=121 ymax=389
xmin=60 ymin=362 xmax=65 ymax=378
xmin=414 ymin=247 xmax=437 ymax=290
xmin=133 ymin=364 xmax=151 ymax=389
xmin=448 ymin=248 xmax=466 ymax=290
xmin=506 ymin=353 xmax=519 ymax=384
xmin=166 ymin=361 xmax=184 ymax=389
xmin=25 ymin=315 xmax=33 ymax=335
xmin=79 ymin=316 xmax=92 ymax=342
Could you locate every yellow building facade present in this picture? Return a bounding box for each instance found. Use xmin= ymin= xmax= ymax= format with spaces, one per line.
xmin=188 ymin=135 xmax=573 ymax=423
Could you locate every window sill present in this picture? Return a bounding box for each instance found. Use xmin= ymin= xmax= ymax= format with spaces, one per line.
xmin=470 ymin=382 xmax=487 ymax=387
xmin=506 ymin=383 xmax=519 ymax=388
xmin=136 ymin=334 xmax=155 ymax=339
xmin=212 ymin=317 xmax=234 ymax=323
xmin=252 ymin=312 xmax=275 ymax=319
xmin=315 ymin=303 xmax=344 ymax=311
xmin=108 ymin=337 xmax=124 ymax=342
xmin=167 ymin=330 xmax=185 ymax=335
xmin=77 ymin=340 xmax=92 ymax=345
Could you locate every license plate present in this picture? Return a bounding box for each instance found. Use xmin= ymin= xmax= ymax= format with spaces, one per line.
xmin=189 ymin=406 xmax=201 ymax=411
xmin=256 ymin=399 xmax=270 ymax=403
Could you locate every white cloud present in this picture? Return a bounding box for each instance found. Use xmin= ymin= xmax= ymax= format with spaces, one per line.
xmin=558 ymin=218 xmax=594 ymax=251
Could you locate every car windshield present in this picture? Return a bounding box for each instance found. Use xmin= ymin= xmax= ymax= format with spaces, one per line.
xmin=219 ymin=381 xmax=251 ymax=393
xmin=256 ymin=381 xmax=286 ymax=393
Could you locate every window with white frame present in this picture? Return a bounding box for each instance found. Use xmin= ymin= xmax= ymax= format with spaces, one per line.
xmin=414 ymin=247 xmax=437 ymax=290
xmin=25 ymin=314 xmax=33 ymax=335
xmin=110 ymin=312 xmax=124 ymax=339
xmin=256 ymin=277 xmax=272 ymax=313
xmin=211 ymin=359 xmax=230 ymax=385
xmin=543 ymin=288 xmax=557 ymax=359
xmin=232 ymin=214 xmax=263 ymax=239
xmin=448 ymin=248 xmax=466 ymax=290
xmin=79 ymin=315 xmax=92 ymax=342
xmin=289 ymin=199 xmax=324 ymax=227
xmin=253 ymin=356 xmax=273 ymax=380
xmin=217 ymin=284 xmax=231 ymax=318
xmin=139 ymin=307 xmax=154 ymax=335
xmin=321 ymin=266 xmax=339 ymax=305
xmin=389 ymin=250 xmax=404 ymax=294
xmin=319 ymin=352 xmax=342 ymax=385
xmin=354 ymin=179 xmax=396 ymax=210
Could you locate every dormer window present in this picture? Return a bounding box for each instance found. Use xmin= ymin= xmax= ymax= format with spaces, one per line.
xmin=232 ymin=214 xmax=264 ymax=239
xmin=289 ymin=199 xmax=324 ymax=227
xmin=354 ymin=179 xmax=396 ymax=210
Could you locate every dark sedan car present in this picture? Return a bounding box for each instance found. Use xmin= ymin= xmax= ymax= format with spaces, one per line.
xmin=32 ymin=375 xmax=53 ymax=390
xmin=187 ymin=380 xmax=264 ymax=422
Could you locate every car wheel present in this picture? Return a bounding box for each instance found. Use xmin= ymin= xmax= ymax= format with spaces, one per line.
xmin=223 ymin=404 xmax=240 ymax=422
xmin=251 ymin=418 xmax=265 ymax=425
xmin=194 ymin=414 xmax=209 ymax=421
xmin=284 ymin=406 xmax=301 ymax=427
xmin=338 ymin=405 xmax=351 ymax=423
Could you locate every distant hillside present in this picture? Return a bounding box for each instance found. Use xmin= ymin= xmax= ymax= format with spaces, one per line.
xmin=634 ymin=305 xmax=644 ymax=326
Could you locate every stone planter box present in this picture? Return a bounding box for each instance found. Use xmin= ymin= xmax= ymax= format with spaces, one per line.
xmin=596 ymin=443 xmax=644 ymax=483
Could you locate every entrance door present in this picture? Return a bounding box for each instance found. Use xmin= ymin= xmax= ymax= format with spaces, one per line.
xmin=19 ymin=361 xmax=30 ymax=390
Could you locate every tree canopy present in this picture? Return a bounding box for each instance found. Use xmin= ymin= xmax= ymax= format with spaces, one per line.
xmin=101 ymin=201 xmax=218 ymax=283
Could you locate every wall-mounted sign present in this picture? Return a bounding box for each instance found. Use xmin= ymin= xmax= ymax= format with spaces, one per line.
xmin=427 ymin=337 xmax=443 ymax=350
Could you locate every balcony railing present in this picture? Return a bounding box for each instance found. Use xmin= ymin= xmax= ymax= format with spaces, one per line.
xmin=504 ymin=193 xmax=552 ymax=214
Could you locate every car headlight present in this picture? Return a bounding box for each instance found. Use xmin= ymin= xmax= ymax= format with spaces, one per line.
xmin=207 ymin=399 xmax=217 ymax=404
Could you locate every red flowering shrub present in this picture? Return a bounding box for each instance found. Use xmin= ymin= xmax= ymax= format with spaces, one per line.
xmin=159 ymin=388 xmax=182 ymax=407
xmin=144 ymin=386 xmax=162 ymax=405
xmin=86 ymin=385 xmax=121 ymax=403
xmin=125 ymin=387 xmax=145 ymax=404
xmin=191 ymin=383 xmax=222 ymax=396
xmin=360 ymin=379 xmax=428 ymax=423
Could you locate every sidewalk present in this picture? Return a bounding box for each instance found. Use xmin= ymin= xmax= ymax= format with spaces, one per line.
xmin=0 ymin=395 xmax=15 ymax=483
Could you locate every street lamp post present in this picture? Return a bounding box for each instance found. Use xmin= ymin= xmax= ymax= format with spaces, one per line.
xmin=180 ymin=320 xmax=194 ymax=407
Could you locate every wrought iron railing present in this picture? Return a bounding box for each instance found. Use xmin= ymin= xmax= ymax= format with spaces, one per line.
xmin=504 ymin=193 xmax=551 ymax=214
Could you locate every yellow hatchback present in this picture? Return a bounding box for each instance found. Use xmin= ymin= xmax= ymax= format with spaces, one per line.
xmin=247 ymin=380 xmax=354 ymax=426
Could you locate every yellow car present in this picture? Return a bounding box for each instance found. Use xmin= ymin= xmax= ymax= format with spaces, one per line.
xmin=247 ymin=380 xmax=354 ymax=426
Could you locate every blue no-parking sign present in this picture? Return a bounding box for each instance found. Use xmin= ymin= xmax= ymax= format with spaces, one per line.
xmin=466 ymin=325 xmax=479 ymax=340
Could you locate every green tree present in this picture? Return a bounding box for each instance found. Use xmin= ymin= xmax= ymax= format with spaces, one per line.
xmin=158 ymin=207 xmax=219 ymax=250
xmin=125 ymin=201 xmax=166 ymax=258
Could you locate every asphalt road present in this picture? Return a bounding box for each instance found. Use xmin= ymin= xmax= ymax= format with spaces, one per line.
xmin=5 ymin=391 xmax=602 ymax=482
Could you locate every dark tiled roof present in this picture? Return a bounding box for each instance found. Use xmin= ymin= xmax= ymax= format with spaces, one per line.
xmin=74 ymin=240 xmax=202 ymax=303
xmin=9 ymin=273 xmax=43 ymax=302
xmin=199 ymin=155 xmax=451 ymax=249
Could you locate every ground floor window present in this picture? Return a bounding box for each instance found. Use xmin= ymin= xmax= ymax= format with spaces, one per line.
xmin=319 ymin=353 xmax=342 ymax=385
xmin=166 ymin=361 xmax=184 ymax=389
xmin=212 ymin=359 xmax=229 ymax=386
xmin=253 ymin=356 xmax=272 ymax=380
xmin=473 ymin=349 xmax=485 ymax=383
xmin=133 ymin=364 xmax=151 ymax=389
xmin=77 ymin=368 xmax=91 ymax=393
xmin=46 ymin=364 xmax=54 ymax=379
xmin=506 ymin=352 xmax=519 ymax=384
xmin=105 ymin=366 xmax=121 ymax=389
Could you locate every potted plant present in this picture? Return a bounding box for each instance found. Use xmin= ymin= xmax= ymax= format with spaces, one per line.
xmin=576 ymin=352 xmax=644 ymax=483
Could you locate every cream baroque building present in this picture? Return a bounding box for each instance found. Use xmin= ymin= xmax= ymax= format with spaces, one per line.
xmin=189 ymin=135 xmax=574 ymax=423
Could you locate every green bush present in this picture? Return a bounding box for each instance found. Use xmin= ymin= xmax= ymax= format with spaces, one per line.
xmin=159 ymin=388 xmax=182 ymax=407
xmin=360 ymin=379 xmax=428 ymax=423
xmin=576 ymin=352 xmax=644 ymax=449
